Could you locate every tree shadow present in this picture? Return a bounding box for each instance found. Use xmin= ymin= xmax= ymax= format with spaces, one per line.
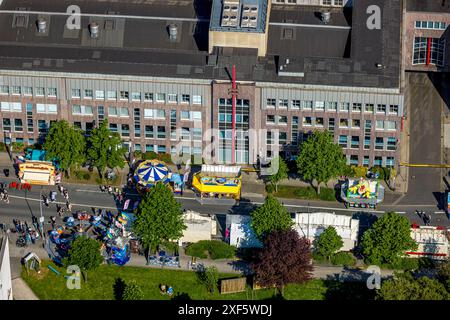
xmin=113 ymin=277 xmax=127 ymax=300
xmin=433 ymin=191 xmax=445 ymax=211
xmin=171 ymin=292 xmax=192 ymax=301
xmin=323 ymin=275 xmax=376 ymax=300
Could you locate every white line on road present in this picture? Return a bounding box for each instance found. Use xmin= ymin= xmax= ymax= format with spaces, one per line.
xmin=434 ymin=211 xmax=446 ymax=214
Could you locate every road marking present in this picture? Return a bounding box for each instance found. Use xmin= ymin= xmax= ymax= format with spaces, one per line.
xmin=8 ymin=195 xmax=117 ymax=210
xmin=434 ymin=211 xmax=446 ymax=214
xmin=397 ymin=212 xmax=406 ymax=214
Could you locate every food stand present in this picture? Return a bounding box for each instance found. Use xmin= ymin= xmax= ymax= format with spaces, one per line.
xmin=192 ymin=165 xmax=242 ymax=200
xmin=18 ymin=161 xmax=57 ymax=185
xmin=340 ymin=178 xmax=384 ymax=209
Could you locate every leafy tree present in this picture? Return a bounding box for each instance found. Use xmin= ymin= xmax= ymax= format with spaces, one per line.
xmin=250 ymin=195 xmax=293 ymax=240
xmin=314 ymin=226 xmax=343 ymax=260
xmin=361 ymin=212 xmax=417 ymax=265
xmin=252 ymin=229 xmax=313 ymax=295
xmin=196 ymin=266 xmax=219 ymax=294
xmin=63 ymin=236 xmax=103 ymax=282
xmin=43 ymin=120 xmax=86 ymax=177
xmin=87 ymin=118 xmax=126 ymax=179
xmin=268 ymin=156 xmax=288 ymax=193
xmin=132 ymin=183 xmax=186 ymax=253
xmin=122 ymin=281 xmax=144 ymax=300
xmin=296 ymin=130 xmax=346 ymax=194
xmin=377 ymin=272 xmax=449 ymax=300
xmin=437 ymin=261 xmax=450 ymax=291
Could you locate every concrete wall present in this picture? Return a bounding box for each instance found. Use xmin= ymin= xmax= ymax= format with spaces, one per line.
xmin=0 ymin=237 xmax=13 ymax=300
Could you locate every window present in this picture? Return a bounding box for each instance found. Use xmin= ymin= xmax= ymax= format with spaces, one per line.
xmin=349 ymin=155 xmax=358 ymax=165
xmin=389 ymin=105 xmax=399 ymax=115
xmin=352 ymin=103 xmax=362 ymax=112
xmin=84 ymin=89 xmax=93 ymax=99
xmin=108 ymin=106 xmax=117 ymax=116
xmin=72 ymin=122 xmax=81 ymax=130
xmin=340 ymin=102 xmax=349 ymax=112
xmin=157 ymin=145 xmax=166 ymax=153
xmin=266 ymin=98 xmax=276 ymax=108
xmin=266 ymin=131 xmax=273 ymax=144
xmin=386 ymin=157 xmax=395 ymax=168
xmin=415 ymin=20 xmax=446 ymax=30
xmin=95 ymin=90 xmax=105 ymax=100
xmin=2 ymin=118 xmax=11 ymax=131
xmin=375 ymin=137 xmax=384 ymax=150
xmin=156 ymin=93 xmax=165 ymax=103
xmin=109 ymin=123 xmax=118 ymax=132
xmin=364 ymin=104 xmax=374 ymax=113
xmin=168 ymin=94 xmax=178 ymax=103
xmin=119 ymin=91 xmax=129 ymax=100
xmin=47 ymin=88 xmax=57 ymax=97
xmin=144 ymin=109 xmax=154 ymax=118
xmin=181 ymin=94 xmax=190 ymax=104
xmin=121 ymin=124 xmax=130 ymax=137
xmin=11 ymin=86 xmax=21 ymax=95
xmin=72 ymin=89 xmax=81 ymax=98
xmin=376 ymin=104 xmax=386 ymax=113
xmin=291 ymin=100 xmax=301 ymax=109
xmin=120 ymin=107 xmax=129 ymax=117
xmin=193 ymin=95 xmax=202 ymax=105
xmin=364 ymin=136 xmax=371 ymax=150
xmin=278 ymin=115 xmax=287 ymax=124
xmin=145 ymin=125 xmax=154 ymax=138
xmin=157 ymin=126 xmax=166 ymax=139
xmin=315 ymin=101 xmax=325 ymax=111
xmin=303 ymin=116 xmax=312 ymax=126
xmin=338 ymin=135 xmax=348 ymax=148
xmin=327 ymin=101 xmax=337 ymax=111
xmin=374 ymin=156 xmax=382 ymax=166
xmin=193 ymin=128 xmax=202 ymax=141
xmin=134 ymin=144 xmax=141 ymax=152
xmin=144 ymin=92 xmax=153 ymax=102
xmin=14 ymin=119 xmax=23 ymax=132
xmin=181 ymin=111 xmax=190 ymax=120
xmin=36 ymin=104 xmax=57 ymax=114
xmin=279 ymin=99 xmax=288 ymax=108
xmin=376 ymin=120 xmax=384 ymax=130
xmin=36 ymin=87 xmax=45 ymax=96
xmin=181 ymin=127 xmax=190 ymax=140
xmin=131 ymin=92 xmax=141 ymax=101
xmin=339 ymin=118 xmax=348 ymax=127
xmin=72 ymin=105 xmax=93 ymax=115
xmin=0 ymin=85 xmax=9 ymax=95
xmin=107 ymin=91 xmax=117 ymax=100
xmin=192 ymin=111 xmax=202 ymax=121
xmin=279 ymin=132 xmax=287 ymax=144
xmin=1 ymin=102 xmax=22 ymax=112
xmin=23 ymin=87 xmax=32 ymax=95
xmin=413 ymin=37 xmax=445 ymax=66
xmin=156 ymin=109 xmax=165 ymax=118
xmin=363 ymin=156 xmax=370 ymax=167
xmin=385 ymin=121 xmax=397 ymax=130
xmin=146 ymin=144 xmax=154 ymax=152
xmin=351 ymin=119 xmax=361 ymax=128
xmin=266 ymin=115 xmax=275 ymax=124
xmin=351 ymin=136 xmax=360 ymax=149
xmin=387 ymin=137 xmax=397 ymax=151
xmin=315 ymin=117 xmax=324 ymax=126
xmin=303 ymin=101 xmax=313 ymax=110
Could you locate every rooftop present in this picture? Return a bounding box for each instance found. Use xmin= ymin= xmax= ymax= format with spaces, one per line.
xmin=0 ymin=0 xmax=401 ymax=89
xmin=406 ymin=0 xmax=450 ymax=13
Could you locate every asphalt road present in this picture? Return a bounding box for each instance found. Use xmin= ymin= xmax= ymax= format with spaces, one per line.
xmin=0 ymin=180 xmax=448 ymax=232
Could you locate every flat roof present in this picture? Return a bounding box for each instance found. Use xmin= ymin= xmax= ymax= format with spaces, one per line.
xmin=0 ymin=0 xmax=401 ymax=89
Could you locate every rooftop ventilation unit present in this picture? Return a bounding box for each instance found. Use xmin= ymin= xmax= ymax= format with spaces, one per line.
xmin=37 ymin=18 xmax=46 ymax=33
xmin=168 ymin=23 xmax=178 ymax=40
xmin=89 ymin=22 xmax=99 ymax=38
xmin=240 ymin=4 xmax=258 ymax=28
xmin=321 ymin=11 xmax=331 ymax=24
xmin=221 ymin=0 xmax=240 ymax=27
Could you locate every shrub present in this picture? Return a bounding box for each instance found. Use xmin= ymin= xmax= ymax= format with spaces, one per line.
xmin=312 ymin=252 xmax=327 ymax=264
xmin=265 ymin=184 xmax=275 ymax=194
xmin=122 ymin=281 xmax=144 ymax=300
xmin=185 ymin=240 xmax=236 ymax=260
xmin=370 ymin=166 xmax=388 ymax=180
xmin=95 ymin=177 xmax=103 ymax=184
xmin=74 ymin=170 xmax=84 ymax=180
xmin=382 ymin=257 xmax=419 ymax=271
xmin=0 ymin=142 xmax=6 ymax=152
xmin=83 ymin=172 xmax=91 ymax=180
xmin=142 ymin=151 xmax=158 ymax=160
xmin=134 ymin=150 xmax=142 ymax=159
xmin=351 ymin=166 xmax=368 ymax=178
xmin=158 ymin=152 xmax=173 ymax=164
xmin=196 ymin=266 xmax=219 ymax=294
xmin=330 ymin=252 xmax=356 ymax=266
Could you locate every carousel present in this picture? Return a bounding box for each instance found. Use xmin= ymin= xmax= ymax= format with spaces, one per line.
xmin=133 ymin=159 xmax=183 ymax=194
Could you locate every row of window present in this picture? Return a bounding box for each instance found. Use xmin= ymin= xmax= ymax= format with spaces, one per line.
xmin=0 ymin=85 xmax=57 ymax=97
xmin=70 ymin=89 xmax=203 ymax=105
xmin=412 ymin=37 xmax=445 ymax=66
xmin=1 ymin=102 xmax=58 ymax=114
xmin=338 ymin=135 xmax=397 ymax=151
xmin=134 ymin=144 xmax=202 ymax=155
xmin=347 ymin=155 xmax=395 ymax=168
xmin=414 ymin=20 xmax=446 ymax=30
xmin=107 ymin=123 xmax=203 ymax=140
xmin=274 ymin=0 xmax=345 ymax=5
xmin=265 ymin=99 xmax=399 ymax=115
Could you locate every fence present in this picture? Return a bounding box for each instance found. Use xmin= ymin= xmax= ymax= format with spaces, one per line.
xmin=220 ymin=278 xmax=246 ymax=294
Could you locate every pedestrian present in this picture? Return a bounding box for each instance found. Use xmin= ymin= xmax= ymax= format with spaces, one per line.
xmin=32 ymin=216 xmax=38 ymax=231
xmin=107 ymin=185 xmax=113 ymax=194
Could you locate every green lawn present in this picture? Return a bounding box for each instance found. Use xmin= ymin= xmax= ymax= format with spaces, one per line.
xmin=22 ymin=261 xmax=328 ymax=300
xmin=272 ymin=185 xmax=337 ymax=202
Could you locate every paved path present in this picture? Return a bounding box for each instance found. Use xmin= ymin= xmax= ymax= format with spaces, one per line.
xmin=12 ymin=278 xmax=39 ymax=300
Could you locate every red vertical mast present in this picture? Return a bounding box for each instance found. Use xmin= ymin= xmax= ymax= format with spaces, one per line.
xmin=426 ymin=37 xmax=431 ymax=66
xmin=231 ymin=65 xmax=237 ymax=164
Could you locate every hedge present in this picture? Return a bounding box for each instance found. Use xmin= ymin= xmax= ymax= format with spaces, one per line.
xmin=330 ymin=252 xmax=356 ymax=267
xmin=185 ymin=240 xmax=236 ymax=260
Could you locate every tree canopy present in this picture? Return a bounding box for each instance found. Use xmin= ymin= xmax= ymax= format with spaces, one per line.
xmin=122 ymin=281 xmax=144 ymax=300
xmin=268 ymin=156 xmax=289 ymax=193
xmin=252 ymin=229 xmax=313 ymax=295
xmin=43 ymin=120 xmax=86 ymax=176
xmin=296 ymin=130 xmax=346 ymax=194
xmin=361 ymin=212 xmax=417 ymax=265
xmin=314 ymin=226 xmax=343 ymax=260
xmin=250 ymin=195 xmax=293 ymax=240
xmin=87 ymin=119 xmax=126 ymax=178
xmin=132 ymin=183 xmax=186 ymax=252
xmin=63 ymin=236 xmax=104 ymax=282
xmin=377 ymin=272 xmax=449 ymax=300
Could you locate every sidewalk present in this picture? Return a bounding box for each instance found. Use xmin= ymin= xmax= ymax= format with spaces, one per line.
xmin=12 ymin=278 xmax=39 ymax=300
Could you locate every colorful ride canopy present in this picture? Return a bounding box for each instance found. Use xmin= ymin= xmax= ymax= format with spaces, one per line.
xmin=133 ymin=159 xmax=170 ymax=187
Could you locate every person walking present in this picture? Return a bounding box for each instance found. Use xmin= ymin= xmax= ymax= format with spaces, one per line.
xmin=66 ymin=201 xmax=72 ymax=212
xmin=32 ymin=215 xmax=38 ymax=231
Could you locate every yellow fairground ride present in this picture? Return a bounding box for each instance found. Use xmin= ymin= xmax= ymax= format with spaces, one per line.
xmin=192 ymin=165 xmax=242 ymax=200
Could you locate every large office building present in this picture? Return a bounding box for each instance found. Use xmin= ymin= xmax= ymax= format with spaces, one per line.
xmin=0 ymin=0 xmax=403 ymax=167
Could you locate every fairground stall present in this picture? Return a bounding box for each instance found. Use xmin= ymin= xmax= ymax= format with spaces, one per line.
xmin=18 ymin=161 xmax=57 ymax=185
xmin=340 ymin=178 xmax=384 ymax=209
xmin=192 ymin=165 xmax=242 ymax=201
xmin=133 ymin=159 xmax=184 ymax=194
